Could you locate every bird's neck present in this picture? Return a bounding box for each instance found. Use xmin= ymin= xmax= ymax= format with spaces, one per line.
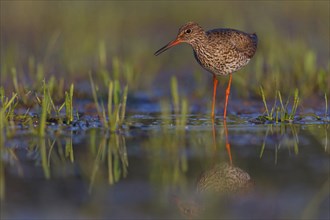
xmin=189 ymin=34 xmax=208 ymax=51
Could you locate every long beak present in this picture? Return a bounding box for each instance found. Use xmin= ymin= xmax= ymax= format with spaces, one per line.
xmin=154 ymin=39 xmax=182 ymax=56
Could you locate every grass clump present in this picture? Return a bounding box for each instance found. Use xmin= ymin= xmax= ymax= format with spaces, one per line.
xmin=0 ymin=88 xmax=22 ymax=138
xmin=257 ymin=86 xmax=307 ymax=123
xmin=90 ymin=74 xmax=128 ymax=132
xmin=257 ymin=86 xmax=329 ymax=124
xmin=0 ymin=88 xmax=18 ymax=124
xmin=0 ymin=78 xmax=76 ymax=136
xmin=36 ymin=80 xmax=76 ymax=135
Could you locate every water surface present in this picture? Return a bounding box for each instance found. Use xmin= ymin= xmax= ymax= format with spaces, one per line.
xmin=1 ymin=111 xmax=329 ymax=219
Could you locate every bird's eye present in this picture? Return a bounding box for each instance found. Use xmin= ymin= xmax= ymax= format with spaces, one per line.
xmin=185 ymin=29 xmax=192 ymax=34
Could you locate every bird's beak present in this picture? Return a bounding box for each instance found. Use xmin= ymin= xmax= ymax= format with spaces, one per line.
xmin=154 ymin=38 xmax=182 ymax=56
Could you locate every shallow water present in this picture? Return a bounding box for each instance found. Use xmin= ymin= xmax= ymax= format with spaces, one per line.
xmin=1 ymin=111 xmax=329 ymax=219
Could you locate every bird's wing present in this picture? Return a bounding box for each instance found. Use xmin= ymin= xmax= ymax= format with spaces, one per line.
xmin=207 ymin=28 xmax=257 ymax=56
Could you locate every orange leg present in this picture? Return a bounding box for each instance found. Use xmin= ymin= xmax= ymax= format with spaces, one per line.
xmin=223 ymin=73 xmax=232 ymax=120
xmin=211 ymin=75 xmax=219 ymax=118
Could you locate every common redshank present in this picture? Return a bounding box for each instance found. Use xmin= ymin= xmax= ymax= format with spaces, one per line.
xmin=154 ymin=22 xmax=258 ymax=119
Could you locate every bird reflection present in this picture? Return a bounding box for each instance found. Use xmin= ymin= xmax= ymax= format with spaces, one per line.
xmin=175 ymin=119 xmax=253 ymax=218
xmin=196 ymin=162 xmax=252 ymax=195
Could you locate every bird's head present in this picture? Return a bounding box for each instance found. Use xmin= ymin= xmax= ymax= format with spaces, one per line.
xmin=154 ymin=22 xmax=205 ymax=56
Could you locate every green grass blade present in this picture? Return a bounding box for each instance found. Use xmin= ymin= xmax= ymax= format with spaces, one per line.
xmin=39 ymin=81 xmax=49 ymax=137
xmin=259 ymin=85 xmax=269 ymax=117
xmin=289 ymin=89 xmax=299 ymax=120
xmin=69 ymin=83 xmax=74 ymax=121
xmin=108 ymin=81 xmax=114 ymax=119
xmin=39 ymin=138 xmax=50 ymax=179
xmin=277 ymin=90 xmax=285 ymax=112
xmin=325 ymin=93 xmax=328 ymax=118
xmin=65 ymin=136 xmax=74 ymax=162
xmin=120 ymin=85 xmax=128 ymax=123
xmin=171 ymin=76 xmax=179 ymax=114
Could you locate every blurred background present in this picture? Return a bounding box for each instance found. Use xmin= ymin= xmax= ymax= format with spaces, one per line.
xmin=1 ymin=1 xmax=329 ymax=102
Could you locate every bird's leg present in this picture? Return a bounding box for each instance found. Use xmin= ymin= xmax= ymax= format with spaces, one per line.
xmin=223 ymin=73 xmax=232 ymax=120
xmin=211 ymin=75 xmax=219 ymax=118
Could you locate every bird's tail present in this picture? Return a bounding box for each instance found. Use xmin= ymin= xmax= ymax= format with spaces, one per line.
xmin=250 ymin=33 xmax=258 ymax=48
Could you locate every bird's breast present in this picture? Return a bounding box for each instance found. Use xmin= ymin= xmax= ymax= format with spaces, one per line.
xmin=192 ymin=44 xmax=252 ymax=76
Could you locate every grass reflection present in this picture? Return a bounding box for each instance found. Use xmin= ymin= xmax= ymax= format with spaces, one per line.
xmin=144 ymin=129 xmax=188 ymax=190
xmin=305 ymin=124 xmax=330 ymax=154
xmin=0 ymin=128 xmax=129 ymax=202
xmin=259 ymin=123 xmax=329 ymax=165
xmin=39 ymin=138 xmax=50 ymax=179
xmin=260 ymin=124 xmax=300 ymax=163
xmin=88 ymin=129 xmax=128 ymax=193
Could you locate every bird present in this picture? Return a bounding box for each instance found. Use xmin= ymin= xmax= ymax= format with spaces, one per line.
xmin=154 ymin=22 xmax=258 ymax=119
